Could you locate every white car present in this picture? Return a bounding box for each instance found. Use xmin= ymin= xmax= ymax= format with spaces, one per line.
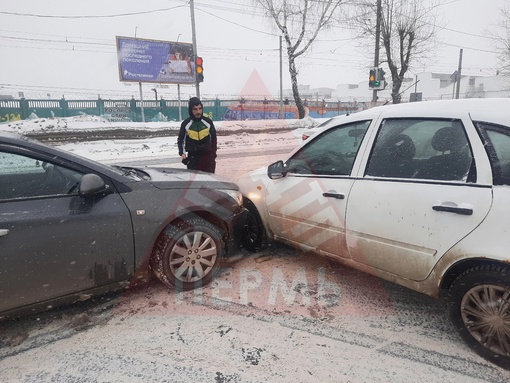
xmin=239 ymin=98 xmax=510 ymax=369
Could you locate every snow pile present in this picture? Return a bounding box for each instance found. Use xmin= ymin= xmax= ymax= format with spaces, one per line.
xmin=0 ymin=115 xmax=322 ymax=135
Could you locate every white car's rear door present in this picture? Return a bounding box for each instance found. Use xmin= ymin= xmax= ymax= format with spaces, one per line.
xmin=345 ymin=117 xmax=492 ymax=280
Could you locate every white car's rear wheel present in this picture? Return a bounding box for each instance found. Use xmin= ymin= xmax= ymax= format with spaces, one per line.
xmin=448 ymin=265 xmax=510 ymax=369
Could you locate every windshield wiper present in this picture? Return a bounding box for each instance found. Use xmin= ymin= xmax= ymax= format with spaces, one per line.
xmin=115 ymin=166 xmax=151 ymax=181
xmin=112 ymin=166 xmax=142 ymax=180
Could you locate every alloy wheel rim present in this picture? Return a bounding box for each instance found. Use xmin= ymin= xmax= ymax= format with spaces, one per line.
xmin=460 ymin=284 xmax=510 ymax=356
xmin=169 ymin=231 xmax=217 ymax=282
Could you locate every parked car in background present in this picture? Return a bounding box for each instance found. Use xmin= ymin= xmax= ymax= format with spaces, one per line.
xmin=239 ymin=98 xmax=510 ymax=369
xmin=301 ymin=115 xmax=348 ymax=140
xmin=0 ymin=132 xmax=247 ymax=319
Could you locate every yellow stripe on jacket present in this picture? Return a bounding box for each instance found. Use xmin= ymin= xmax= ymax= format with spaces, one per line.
xmin=185 ymin=119 xmax=211 ymax=141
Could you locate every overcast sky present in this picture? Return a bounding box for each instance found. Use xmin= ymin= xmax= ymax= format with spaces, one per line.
xmin=0 ymin=0 xmax=508 ymax=100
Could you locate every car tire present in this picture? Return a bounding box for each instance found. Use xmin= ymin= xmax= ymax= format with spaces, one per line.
xmin=447 ymin=264 xmax=510 ymax=369
xmin=242 ymin=201 xmax=266 ymax=252
xmin=150 ymin=218 xmax=224 ymax=290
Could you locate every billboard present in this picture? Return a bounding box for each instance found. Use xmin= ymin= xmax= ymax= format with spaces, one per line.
xmin=116 ymin=36 xmax=196 ymax=85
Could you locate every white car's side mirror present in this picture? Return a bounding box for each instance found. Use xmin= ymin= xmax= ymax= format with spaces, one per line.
xmin=267 ymin=160 xmax=285 ymax=180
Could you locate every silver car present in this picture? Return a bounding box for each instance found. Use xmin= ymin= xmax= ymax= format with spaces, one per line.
xmin=0 ymin=132 xmax=247 ymax=319
xmin=239 ymin=98 xmax=510 ymax=369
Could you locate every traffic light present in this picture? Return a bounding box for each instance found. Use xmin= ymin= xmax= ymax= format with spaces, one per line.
xmin=377 ymin=68 xmax=386 ymax=89
xmin=369 ymin=67 xmax=380 ymax=89
xmin=195 ymin=56 xmax=204 ymax=83
xmin=369 ymin=67 xmax=386 ymax=90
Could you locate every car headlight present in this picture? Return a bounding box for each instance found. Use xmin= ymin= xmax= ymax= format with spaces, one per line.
xmin=221 ymin=189 xmax=244 ymax=207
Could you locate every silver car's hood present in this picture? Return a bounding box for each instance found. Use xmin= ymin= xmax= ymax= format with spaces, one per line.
xmin=141 ymin=167 xmax=239 ymax=190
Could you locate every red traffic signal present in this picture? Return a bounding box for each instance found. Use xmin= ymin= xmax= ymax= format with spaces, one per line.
xmin=195 ymin=57 xmax=204 ymax=83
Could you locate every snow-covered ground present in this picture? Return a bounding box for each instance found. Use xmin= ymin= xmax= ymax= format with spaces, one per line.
xmin=1 ymin=115 xmax=324 ymax=181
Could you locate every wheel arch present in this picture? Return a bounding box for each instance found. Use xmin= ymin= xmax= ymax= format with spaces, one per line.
xmin=440 ymin=258 xmax=510 ymax=298
xmin=243 ymin=196 xmax=273 ymax=240
xmin=162 ymin=210 xmax=228 ymax=245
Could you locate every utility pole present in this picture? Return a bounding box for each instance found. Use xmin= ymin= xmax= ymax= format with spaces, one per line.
xmin=372 ymin=0 xmax=382 ymax=104
xmin=455 ymin=49 xmax=463 ymax=99
xmin=190 ymin=0 xmax=200 ymax=98
xmin=134 ymin=26 xmax=145 ymax=122
xmin=176 ymin=34 xmax=182 ymax=120
xmin=279 ymin=36 xmax=283 ymax=119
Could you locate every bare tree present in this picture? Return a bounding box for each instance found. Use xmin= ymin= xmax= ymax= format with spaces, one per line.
xmin=254 ymin=0 xmax=343 ymax=118
xmin=493 ymin=3 xmax=510 ymax=76
xmin=351 ymin=0 xmax=443 ymax=104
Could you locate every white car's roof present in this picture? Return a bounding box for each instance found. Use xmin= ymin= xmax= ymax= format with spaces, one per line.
xmin=303 ymin=98 xmax=510 ymax=143
xmin=361 ymin=98 xmax=510 ymax=116
xmin=325 ymin=98 xmax=510 ymax=127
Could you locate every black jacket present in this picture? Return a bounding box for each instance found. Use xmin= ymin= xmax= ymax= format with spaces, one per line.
xmin=177 ymin=97 xmax=217 ymax=156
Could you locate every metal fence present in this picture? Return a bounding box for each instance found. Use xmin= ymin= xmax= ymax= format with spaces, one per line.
xmin=0 ymin=97 xmax=360 ymax=123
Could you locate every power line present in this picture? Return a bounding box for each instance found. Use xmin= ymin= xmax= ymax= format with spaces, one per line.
xmin=1 ymin=0 xmax=506 ymax=91
xmin=0 ymin=35 xmax=113 ymax=47
xmin=195 ymin=0 xmax=264 ymax=16
xmin=441 ymin=41 xmax=500 ymax=54
xmin=1 ymin=2 xmax=501 ymax=44
xmin=194 ymin=6 xmax=275 ymax=36
xmin=0 ymin=5 xmax=185 ymax=19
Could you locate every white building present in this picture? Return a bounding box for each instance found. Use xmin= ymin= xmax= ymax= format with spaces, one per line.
xmin=288 ymin=72 xmax=510 ymax=104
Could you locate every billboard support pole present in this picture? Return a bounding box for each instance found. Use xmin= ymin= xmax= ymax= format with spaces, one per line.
xmin=190 ymin=0 xmax=200 ymax=98
xmin=139 ymin=82 xmax=145 ymax=122
xmin=178 ymin=84 xmax=182 ymax=120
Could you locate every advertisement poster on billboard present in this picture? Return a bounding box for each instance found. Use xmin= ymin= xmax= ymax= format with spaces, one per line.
xmin=116 ymin=36 xmax=195 ymax=85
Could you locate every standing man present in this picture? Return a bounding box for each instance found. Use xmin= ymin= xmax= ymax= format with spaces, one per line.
xmin=178 ymin=97 xmax=217 ymax=173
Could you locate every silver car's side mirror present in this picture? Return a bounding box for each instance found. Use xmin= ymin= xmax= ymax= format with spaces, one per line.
xmin=79 ymin=173 xmax=109 ymax=197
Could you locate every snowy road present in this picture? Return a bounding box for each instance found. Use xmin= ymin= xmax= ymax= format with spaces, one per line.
xmin=1 ymin=247 xmax=509 ymax=382
xmin=106 ymin=147 xmax=291 ymax=167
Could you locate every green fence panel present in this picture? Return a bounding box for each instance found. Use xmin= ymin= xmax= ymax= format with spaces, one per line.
xmin=0 ymin=100 xmax=23 ymax=122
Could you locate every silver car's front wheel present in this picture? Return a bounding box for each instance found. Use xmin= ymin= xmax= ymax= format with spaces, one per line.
xmin=448 ymin=265 xmax=510 ymax=369
xmin=151 ymin=218 xmax=224 ymax=290
xmin=241 ymin=200 xmax=266 ymax=252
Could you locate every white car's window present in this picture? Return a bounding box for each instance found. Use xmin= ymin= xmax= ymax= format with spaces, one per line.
xmin=0 ymin=152 xmax=83 ymax=200
xmin=285 ymin=120 xmax=370 ymax=176
xmin=365 ymin=119 xmax=475 ymax=182
xmin=476 ymin=122 xmax=510 ymax=185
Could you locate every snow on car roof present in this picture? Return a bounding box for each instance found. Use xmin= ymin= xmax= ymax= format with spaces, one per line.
xmin=368 ymin=98 xmax=510 ymax=115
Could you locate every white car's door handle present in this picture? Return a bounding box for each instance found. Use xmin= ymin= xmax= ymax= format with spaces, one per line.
xmin=323 ymin=191 xmax=345 ymax=200
xmin=432 ymin=204 xmax=473 ymax=216
xmin=0 ymin=229 xmax=9 ymax=237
